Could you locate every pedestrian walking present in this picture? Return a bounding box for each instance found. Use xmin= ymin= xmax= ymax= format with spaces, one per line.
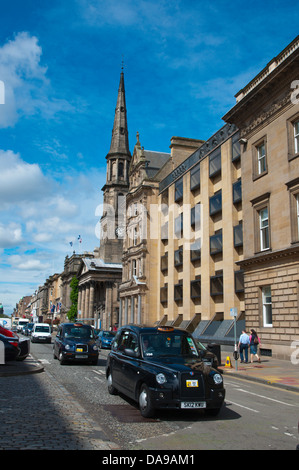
xmin=238 ymin=330 xmax=250 ymax=363
xmin=249 ymin=329 xmax=261 ymax=363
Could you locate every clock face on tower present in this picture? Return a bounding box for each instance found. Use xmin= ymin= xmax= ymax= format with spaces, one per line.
xmin=115 ymin=225 xmax=125 ymax=239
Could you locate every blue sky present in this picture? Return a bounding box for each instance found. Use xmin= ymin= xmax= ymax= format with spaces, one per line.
xmin=0 ymin=0 xmax=298 ymax=314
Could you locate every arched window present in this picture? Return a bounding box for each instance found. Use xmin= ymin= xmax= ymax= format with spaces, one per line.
xmin=118 ymin=161 xmax=124 ymax=178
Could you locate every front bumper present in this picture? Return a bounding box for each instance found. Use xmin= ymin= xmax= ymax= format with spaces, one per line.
xmin=32 ymin=336 xmax=52 ymax=343
xmin=149 ymin=386 xmax=225 ymax=411
xmin=61 ymin=351 xmax=99 ymax=362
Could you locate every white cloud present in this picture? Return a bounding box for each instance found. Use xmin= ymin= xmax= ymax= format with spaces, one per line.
xmin=0 ymin=149 xmax=50 ymax=206
xmin=0 ymin=223 xmax=23 ymax=249
xmin=0 ymin=32 xmax=73 ymax=128
xmin=9 ymin=254 xmax=51 ymax=271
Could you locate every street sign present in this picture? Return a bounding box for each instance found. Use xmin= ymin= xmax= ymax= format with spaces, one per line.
xmin=230 ymin=308 xmax=238 ymax=317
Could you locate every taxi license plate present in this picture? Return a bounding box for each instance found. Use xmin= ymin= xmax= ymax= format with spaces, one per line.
xmin=76 ymin=348 xmax=83 ymax=352
xmin=75 ymin=354 xmax=88 ymax=358
xmin=186 ymin=380 xmax=198 ymax=387
xmin=181 ymin=402 xmax=206 ymax=409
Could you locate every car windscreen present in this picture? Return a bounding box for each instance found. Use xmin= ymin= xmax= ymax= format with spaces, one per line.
xmin=64 ymin=326 xmax=94 ymax=340
xmin=35 ymin=326 xmax=50 ymax=333
xmin=141 ymin=333 xmax=199 ymax=359
xmin=102 ymin=331 xmax=115 ymax=338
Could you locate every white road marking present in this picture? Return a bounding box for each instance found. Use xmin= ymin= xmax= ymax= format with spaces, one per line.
xmin=236 ymin=388 xmax=295 ymax=407
xmin=92 ymin=369 xmax=105 ymax=375
xmin=228 ymin=401 xmax=259 ymax=413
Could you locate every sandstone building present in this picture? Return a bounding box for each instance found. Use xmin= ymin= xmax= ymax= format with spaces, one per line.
xmin=223 ymin=35 xmax=299 ymax=358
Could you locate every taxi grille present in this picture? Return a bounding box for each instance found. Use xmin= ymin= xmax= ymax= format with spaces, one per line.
xmin=75 ymin=343 xmax=88 ymax=352
xmin=180 ymin=373 xmax=205 ymax=399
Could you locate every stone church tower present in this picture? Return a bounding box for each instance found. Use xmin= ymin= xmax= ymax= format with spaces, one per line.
xmin=98 ymin=69 xmax=131 ymax=263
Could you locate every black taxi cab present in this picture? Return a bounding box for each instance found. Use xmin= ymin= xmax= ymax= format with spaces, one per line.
xmin=106 ymin=325 xmax=225 ymax=418
xmin=53 ymin=322 xmax=99 ymax=365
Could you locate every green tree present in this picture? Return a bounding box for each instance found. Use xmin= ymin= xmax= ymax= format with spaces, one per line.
xmin=67 ymin=276 xmax=79 ymax=322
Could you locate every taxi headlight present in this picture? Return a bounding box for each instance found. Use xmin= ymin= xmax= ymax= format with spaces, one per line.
xmin=156 ymin=373 xmax=167 ymax=385
xmin=213 ymin=373 xmax=223 ymax=385
xmin=93 ymin=345 xmax=98 ymax=351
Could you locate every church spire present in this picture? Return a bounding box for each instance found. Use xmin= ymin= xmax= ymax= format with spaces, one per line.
xmin=107 ymin=69 xmax=130 ymax=157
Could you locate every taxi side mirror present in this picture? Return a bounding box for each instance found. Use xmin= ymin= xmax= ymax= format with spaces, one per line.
xmin=124 ymin=348 xmax=139 ymax=358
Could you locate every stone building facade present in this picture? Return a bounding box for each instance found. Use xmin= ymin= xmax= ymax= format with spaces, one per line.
xmin=157 ymin=124 xmax=244 ymax=335
xmin=223 ymin=35 xmax=299 ymax=358
xmin=118 ymin=133 xmax=204 ymax=327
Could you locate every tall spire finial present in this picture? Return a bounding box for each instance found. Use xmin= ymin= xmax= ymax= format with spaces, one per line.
xmin=121 ymin=55 xmax=124 ymax=71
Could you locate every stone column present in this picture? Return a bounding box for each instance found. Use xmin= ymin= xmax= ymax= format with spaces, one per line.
xmin=85 ymin=284 xmax=90 ymax=322
xmin=81 ymin=287 xmax=86 ymax=320
xmin=124 ymin=297 xmax=128 ymax=324
xmin=137 ymin=294 xmax=142 ymax=324
xmin=89 ymin=282 xmax=95 ymax=324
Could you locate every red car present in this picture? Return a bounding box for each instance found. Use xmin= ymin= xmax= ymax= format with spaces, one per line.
xmin=0 ymin=326 xmax=20 ymax=361
xmin=0 ymin=324 xmax=17 ymax=338
xmin=0 ymin=325 xmax=30 ymax=361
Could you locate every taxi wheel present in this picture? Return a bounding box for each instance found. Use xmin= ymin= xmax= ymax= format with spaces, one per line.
xmin=139 ymin=384 xmax=155 ymax=418
xmin=59 ymin=352 xmax=66 ymax=365
xmin=107 ymin=372 xmax=118 ymax=395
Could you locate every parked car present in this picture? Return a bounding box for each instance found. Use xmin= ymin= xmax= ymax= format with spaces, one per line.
xmin=53 ymin=322 xmax=99 ymax=365
xmin=0 ymin=324 xmax=16 ymax=339
xmin=0 ymin=333 xmax=20 ymax=361
xmin=0 ymin=324 xmax=29 ymax=361
xmin=17 ymin=319 xmax=30 ymax=332
xmin=106 ymin=325 xmax=225 ymax=418
xmin=31 ymin=323 xmax=52 ymax=343
xmin=96 ymin=330 xmax=116 ymax=349
xmin=17 ymin=337 xmax=30 ymax=361
xmin=23 ymin=323 xmax=34 ymax=336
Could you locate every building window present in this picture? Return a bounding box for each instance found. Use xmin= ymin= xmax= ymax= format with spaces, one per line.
xmin=233 ymin=222 xmax=243 ymax=247
xmin=210 ymin=271 xmax=223 ymax=296
xmin=257 ymin=142 xmax=266 ymax=175
xmin=296 ymin=193 xmax=299 ymax=236
xmin=259 ymin=207 xmax=270 ymax=251
xmin=210 ymin=230 xmax=222 ymax=255
xmin=287 ymin=114 xmax=299 ymax=160
xmin=251 ymin=193 xmax=271 ymax=253
xmin=161 ymin=222 xmax=168 ymax=241
xmin=232 ymin=133 xmax=241 ymax=161
xmin=235 ymin=270 xmax=244 ymax=293
xmin=174 ymin=281 xmax=183 ymax=302
xmin=286 ymin=178 xmax=299 ymax=242
xmin=262 ymin=286 xmax=272 ymax=327
xmin=233 ymin=179 xmax=242 ymax=204
xmin=132 ymin=259 xmax=137 ymax=276
xmin=174 ymin=213 xmax=183 ymax=239
xmin=160 ymin=285 xmax=168 ymax=304
xmin=175 ymin=178 xmax=183 ymax=202
xmin=191 ymin=203 xmax=201 ymax=228
xmin=190 ymin=240 xmax=201 ymax=262
xmin=133 ymin=226 xmax=138 ymax=246
xmin=174 ymin=247 xmax=183 ymax=267
xmin=295 ymin=120 xmax=299 ymax=154
xmin=118 ymin=161 xmax=124 ymax=178
xmin=161 ymin=253 xmax=168 ymax=272
xmin=253 ymin=138 xmax=267 ymax=179
xmin=191 ymin=278 xmax=201 ymax=299
xmin=209 ymin=190 xmax=222 ymax=216
xmin=209 ymin=148 xmax=221 ymax=178
xmin=190 ymin=163 xmax=200 ymax=191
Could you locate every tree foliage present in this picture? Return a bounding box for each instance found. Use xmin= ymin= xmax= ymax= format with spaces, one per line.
xmin=67 ymin=276 xmax=79 ymax=321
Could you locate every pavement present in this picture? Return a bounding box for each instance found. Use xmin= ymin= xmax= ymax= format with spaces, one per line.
xmin=0 ymin=353 xmax=121 ymax=450
xmin=218 ymin=353 xmax=299 ymax=393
